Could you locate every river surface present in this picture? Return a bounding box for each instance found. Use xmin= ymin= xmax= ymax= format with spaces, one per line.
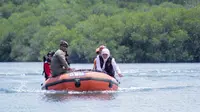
xmin=0 ymin=63 xmax=200 ymax=112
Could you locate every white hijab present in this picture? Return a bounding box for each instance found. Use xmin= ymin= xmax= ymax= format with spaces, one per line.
xmin=101 ymin=48 xmax=110 ymax=69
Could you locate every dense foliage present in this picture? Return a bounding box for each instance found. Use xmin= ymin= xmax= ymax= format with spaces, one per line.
xmin=0 ymin=0 xmax=200 ymax=63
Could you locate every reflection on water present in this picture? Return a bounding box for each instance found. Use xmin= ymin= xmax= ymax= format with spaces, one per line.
xmin=41 ymin=91 xmax=116 ymax=102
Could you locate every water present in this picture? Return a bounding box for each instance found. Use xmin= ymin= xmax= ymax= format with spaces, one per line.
xmin=0 ymin=62 xmax=200 ymax=112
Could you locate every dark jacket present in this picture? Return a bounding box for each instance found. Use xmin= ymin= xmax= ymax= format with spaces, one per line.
xmin=99 ymin=56 xmax=115 ymax=77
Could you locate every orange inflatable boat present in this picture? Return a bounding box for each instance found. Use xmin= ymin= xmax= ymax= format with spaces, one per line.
xmin=42 ymin=69 xmax=119 ymax=91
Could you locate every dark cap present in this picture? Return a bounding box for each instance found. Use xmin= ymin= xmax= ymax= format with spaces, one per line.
xmin=60 ymin=40 xmax=68 ymax=47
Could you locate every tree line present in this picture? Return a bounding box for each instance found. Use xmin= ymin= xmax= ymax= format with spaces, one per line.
xmin=0 ymin=0 xmax=200 ymax=63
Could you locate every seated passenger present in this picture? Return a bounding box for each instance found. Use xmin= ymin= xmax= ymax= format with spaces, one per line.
xmin=96 ymin=48 xmax=123 ymax=78
xmin=50 ymin=40 xmax=73 ymax=77
xmin=43 ymin=51 xmax=54 ymax=80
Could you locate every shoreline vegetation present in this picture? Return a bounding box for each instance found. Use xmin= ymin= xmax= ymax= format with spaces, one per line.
xmin=0 ymin=0 xmax=200 ymax=63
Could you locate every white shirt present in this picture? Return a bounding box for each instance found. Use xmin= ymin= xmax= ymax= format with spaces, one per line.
xmin=96 ymin=55 xmax=121 ymax=74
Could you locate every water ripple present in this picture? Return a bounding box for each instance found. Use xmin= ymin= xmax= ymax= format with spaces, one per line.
xmin=1 ymin=85 xmax=199 ymax=94
xmin=118 ymin=85 xmax=199 ymax=92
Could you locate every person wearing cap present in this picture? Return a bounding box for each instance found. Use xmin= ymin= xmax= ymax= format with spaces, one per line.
xmin=50 ymin=40 xmax=72 ymax=77
xmin=96 ymin=48 xmax=123 ymax=78
xmin=93 ymin=45 xmax=106 ymax=70
xmin=43 ymin=51 xmax=55 ymax=80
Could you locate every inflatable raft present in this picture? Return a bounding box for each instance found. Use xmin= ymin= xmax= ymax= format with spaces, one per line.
xmin=42 ymin=69 xmax=119 ymax=91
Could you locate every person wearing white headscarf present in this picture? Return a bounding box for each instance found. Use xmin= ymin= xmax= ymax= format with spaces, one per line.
xmin=96 ymin=48 xmax=123 ymax=78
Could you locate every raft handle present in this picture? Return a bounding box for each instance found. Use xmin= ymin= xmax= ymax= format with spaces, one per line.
xmin=74 ymin=79 xmax=81 ymax=88
xmin=108 ymin=81 xmax=113 ymax=88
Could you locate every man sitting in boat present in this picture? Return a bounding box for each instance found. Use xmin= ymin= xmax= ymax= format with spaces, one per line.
xmin=43 ymin=51 xmax=55 ymax=80
xmin=95 ymin=48 xmax=123 ymax=78
xmin=93 ymin=45 xmax=106 ymax=70
xmin=50 ymin=40 xmax=73 ymax=77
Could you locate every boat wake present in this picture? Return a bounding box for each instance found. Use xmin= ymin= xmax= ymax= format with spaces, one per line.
xmin=1 ymin=85 xmax=199 ymax=94
xmin=118 ymin=85 xmax=198 ymax=92
xmin=1 ymin=85 xmax=199 ymax=102
xmin=123 ymin=74 xmax=200 ymax=78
